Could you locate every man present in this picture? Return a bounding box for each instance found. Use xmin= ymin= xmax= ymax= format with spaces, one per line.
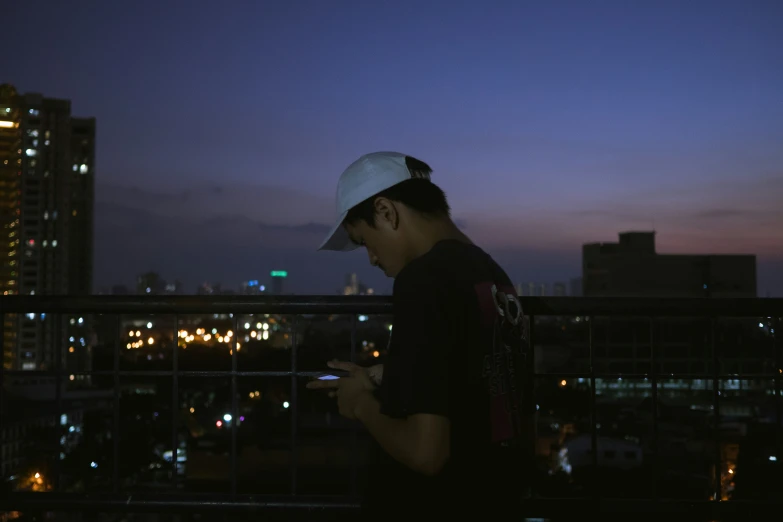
xmin=307 ymin=152 xmax=532 ymax=516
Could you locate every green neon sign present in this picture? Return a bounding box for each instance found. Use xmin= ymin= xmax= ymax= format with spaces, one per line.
xmin=270 ymin=271 xmax=288 ymax=278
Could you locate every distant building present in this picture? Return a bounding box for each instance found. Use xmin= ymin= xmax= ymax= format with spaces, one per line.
xmin=197 ymin=282 xmax=221 ymax=295
xmin=164 ymin=280 xmax=184 ymax=294
xmin=343 ymin=273 xmax=373 ymax=295
xmin=68 ymin=117 xmax=95 ymax=297
xmin=270 ymin=270 xmax=287 ymax=295
xmin=516 ymin=283 xmax=544 ymax=296
xmin=136 ymin=271 xmax=166 ymax=295
xmin=552 ymin=282 xmax=567 ymax=297
xmin=240 ymin=280 xmax=266 ymax=295
xmin=344 ymin=273 xmax=359 ymax=295
xmin=0 ymin=84 xmax=95 ymax=373
xmin=583 ymin=231 xmax=756 ymax=297
xmin=569 ymin=277 xmax=583 ymax=297
xmin=111 ymin=285 xmax=130 ymax=295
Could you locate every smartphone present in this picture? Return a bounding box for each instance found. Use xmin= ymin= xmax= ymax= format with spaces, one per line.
xmin=316 ymin=370 xmax=349 ymax=380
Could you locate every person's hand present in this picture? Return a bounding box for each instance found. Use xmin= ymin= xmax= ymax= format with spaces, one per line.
xmin=306 ymin=360 xmax=375 ymax=395
xmin=367 ymin=364 xmax=384 ymax=386
xmin=306 ymin=360 xmax=376 ymax=419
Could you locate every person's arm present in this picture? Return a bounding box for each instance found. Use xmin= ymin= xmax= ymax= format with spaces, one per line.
xmin=357 ymin=273 xmax=453 ymax=475
xmin=355 ymin=392 xmax=450 ymax=476
xmin=368 ymin=364 xmax=384 ymax=386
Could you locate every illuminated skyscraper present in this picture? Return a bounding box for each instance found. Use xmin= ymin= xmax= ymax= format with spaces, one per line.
xmin=0 ymin=84 xmax=96 ymax=373
xmin=270 ymin=270 xmax=287 ymax=295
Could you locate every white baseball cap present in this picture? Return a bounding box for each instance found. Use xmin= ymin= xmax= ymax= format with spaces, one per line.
xmin=318 ymin=151 xmax=432 ymax=251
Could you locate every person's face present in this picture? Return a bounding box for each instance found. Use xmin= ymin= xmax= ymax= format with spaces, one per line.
xmin=344 ymin=198 xmax=409 ymax=278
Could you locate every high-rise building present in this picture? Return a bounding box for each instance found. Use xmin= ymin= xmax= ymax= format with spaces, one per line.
xmin=68 ymin=117 xmax=95 ymax=296
xmin=270 ymin=270 xmax=287 ymax=295
xmin=342 ymin=273 xmax=372 ymax=295
xmin=582 ymin=231 xmax=756 ymax=297
xmin=515 ymin=283 xmax=547 ymax=296
xmin=240 ymin=280 xmax=266 ymax=295
xmin=137 ymin=271 xmax=166 ymax=295
xmin=552 ymin=282 xmax=567 ymax=296
xmin=0 ymin=84 xmax=96 ymax=373
xmin=569 ymin=277 xmax=583 ymax=297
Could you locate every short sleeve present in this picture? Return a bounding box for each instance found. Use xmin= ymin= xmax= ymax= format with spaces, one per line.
xmin=390 ymin=269 xmax=454 ymax=418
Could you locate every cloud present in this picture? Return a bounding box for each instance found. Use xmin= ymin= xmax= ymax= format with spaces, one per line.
xmin=94 ymin=199 xmax=378 ymax=293
xmin=93 ymin=182 xmax=587 ymax=294
xmin=96 ymin=181 xmax=335 ymax=227
xmin=553 ymin=173 xmax=783 ymax=256
xmin=94 ymin=178 xmax=783 ymax=296
xmin=691 ymin=208 xmax=761 ymax=220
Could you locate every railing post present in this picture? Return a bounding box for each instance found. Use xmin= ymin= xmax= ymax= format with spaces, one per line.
xmin=526 ymin=313 xmax=536 ymax=498
xmin=650 ymin=317 xmax=658 ymax=501
xmin=0 ymin=304 xmax=5 ymax=480
xmin=112 ymin=315 xmax=120 ymax=492
xmin=774 ymin=317 xmax=781 ymax=467
xmin=231 ymin=315 xmax=238 ymax=495
xmin=350 ymin=314 xmax=358 ymax=496
xmin=588 ymin=316 xmax=598 ymax=500
xmin=290 ymin=315 xmax=298 ymax=496
xmin=711 ymin=318 xmax=721 ymax=501
xmin=54 ymin=313 xmax=63 ymax=491
xmin=171 ymin=314 xmax=179 ymax=489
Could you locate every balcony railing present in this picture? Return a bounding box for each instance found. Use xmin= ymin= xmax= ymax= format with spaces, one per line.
xmin=1 ymin=295 xmax=782 ymax=521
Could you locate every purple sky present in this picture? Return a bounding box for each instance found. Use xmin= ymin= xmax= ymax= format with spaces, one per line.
xmin=3 ymin=0 xmax=782 ymax=295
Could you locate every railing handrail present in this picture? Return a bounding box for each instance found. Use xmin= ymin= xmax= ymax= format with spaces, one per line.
xmin=2 ymin=492 xmax=782 ymax=519
xmin=2 ymin=295 xmax=782 ymax=316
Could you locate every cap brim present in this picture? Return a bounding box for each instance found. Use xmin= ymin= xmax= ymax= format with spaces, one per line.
xmin=318 ymin=212 xmax=359 ymax=252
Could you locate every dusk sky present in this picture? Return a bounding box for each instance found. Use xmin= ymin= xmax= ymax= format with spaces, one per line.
xmin=3 ymin=0 xmax=782 ymax=295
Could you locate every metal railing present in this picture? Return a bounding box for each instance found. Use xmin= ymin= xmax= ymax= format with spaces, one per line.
xmin=1 ymin=295 xmax=782 ymax=521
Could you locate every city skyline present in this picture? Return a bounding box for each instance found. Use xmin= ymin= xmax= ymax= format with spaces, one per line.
xmin=3 ymin=1 xmax=782 ymax=295
xmin=2 ymin=2 xmax=783 ymax=515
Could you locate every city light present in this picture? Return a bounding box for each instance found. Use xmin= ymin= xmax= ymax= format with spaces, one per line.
xmin=0 ymin=120 xmax=18 ymax=128
xmin=283 ymin=401 xmax=290 ymax=409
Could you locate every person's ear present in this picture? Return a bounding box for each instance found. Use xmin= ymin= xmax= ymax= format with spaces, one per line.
xmin=373 ymin=197 xmax=399 ymax=231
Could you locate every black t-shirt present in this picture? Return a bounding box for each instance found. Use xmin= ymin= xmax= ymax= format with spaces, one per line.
xmin=362 ymin=239 xmax=533 ymax=516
